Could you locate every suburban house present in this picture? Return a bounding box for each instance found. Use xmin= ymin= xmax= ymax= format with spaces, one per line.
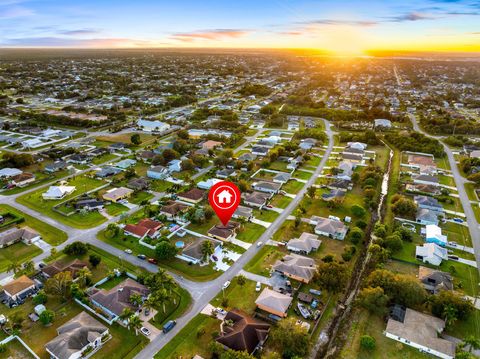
xmin=207 ymin=222 xmax=240 ymax=241
xmin=415 ymin=243 xmax=448 ymax=266
xmin=182 ymin=239 xmax=220 ymax=264
xmin=137 ymin=119 xmax=170 ymax=132
xmin=124 ymin=218 xmax=163 ymax=239
xmin=102 ymin=187 xmax=134 ymax=203
xmin=0 ymin=227 xmax=40 ymax=248
xmin=45 ymin=311 xmax=109 ymax=359
xmin=322 ymin=189 xmax=346 ymax=202
xmin=406 ymin=183 xmax=441 ymax=196
xmin=374 ymin=118 xmax=392 ymax=128
xmin=251 ymin=146 xmax=269 ymax=156
xmin=255 ymin=288 xmax=293 ymax=318
xmin=159 ymin=201 xmax=189 ymax=220
xmin=199 ymin=140 xmax=223 ymax=151
xmin=310 ymin=216 xmax=348 ymax=240
xmin=342 ymin=153 xmax=363 ymax=164
xmin=147 ymin=165 xmax=170 ymax=180
xmin=42 ymin=259 xmax=88 ymax=279
xmin=216 ymin=310 xmax=270 ymax=354
xmin=287 ymin=232 xmax=321 ymax=254
xmin=273 ymin=254 xmax=317 ymax=283
xmin=75 ymin=198 xmax=104 ymax=211
xmin=0 ymin=168 xmax=22 ymax=178
xmin=3 ymin=275 xmax=36 ymax=301
xmin=42 ymin=185 xmax=76 ymax=200
xmin=10 ymin=172 xmax=35 ymax=187
xmin=347 ymin=142 xmax=367 ymax=151
xmin=197 ymin=178 xmax=222 ymax=190
xmin=137 ymin=150 xmax=156 ymax=163
xmin=384 ymin=306 xmax=455 ymax=359
xmin=414 ymin=195 xmax=443 ymax=212
xmin=89 ymin=278 xmax=150 ymax=319
xmin=418 ymin=266 xmax=453 ymax=294
xmin=167 ymin=159 xmax=182 ymax=172
xmin=242 ymin=191 xmax=271 ymax=208
xmin=177 ymin=188 xmax=205 ymax=204
xmin=127 ymin=177 xmax=150 ymax=191
xmin=233 ymin=205 xmax=253 ymax=221
xmin=287 ymin=156 xmax=303 ymax=170
xmin=416 ymin=208 xmax=440 ymax=226
xmin=327 ymin=179 xmax=352 ymax=191
xmin=95 ymin=166 xmax=122 ymax=178
xmin=273 ymin=172 xmax=291 ymax=184
xmin=237 ymin=153 xmax=256 ymax=163
xmin=114 ymin=158 xmax=137 ymax=170
xmin=424 ymin=224 xmax=447 ymax=247
xmin=252 ymin=181 xmax=282 ymax=194
xmin=413 ymin=174 xmax=439 ymax=187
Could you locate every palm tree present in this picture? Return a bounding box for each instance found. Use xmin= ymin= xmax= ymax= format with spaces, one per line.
xmin=143 ymin=296 xmax=156 ymax=314
xmin=155 ymin=289 xmax=170 ymax=313
xmin=201 ymin=241 xmax=215 ymax=263
xmin=76 ymin=267 xmax=92 ymax=288
xmin=443 ymin=304 xmax=458 ymax=327
xmin=119 ymin=308 xmax=133 ymax=323
xmin=162 ymin=276 xmax=178 ymax=304
xmin=129 ymin=293 xmax=143 ymax=309
xmin=462 ymin=336 xmax=480 ymax=353
xmin=7 ymin=261 xmax=21 ymax=275
xmin=128 ymin=315 xmax=142 ymax=336
xmin=23 ymin=260 xmax=35 ymax=274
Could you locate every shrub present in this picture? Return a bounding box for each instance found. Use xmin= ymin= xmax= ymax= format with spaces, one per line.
xmin=360 ymin=335 xmax=376 ymax=350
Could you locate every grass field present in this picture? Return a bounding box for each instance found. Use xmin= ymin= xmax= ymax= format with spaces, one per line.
xmin=282 ymin=179 xmax=304 ymax=193
xmin=243 ymin=245 xmax=286 ymax=276
xmin=0 ymin=241 xmax=42 ymax=273
xmin=150 ymin=286 xmax=192 ymax=328
xmin=253 ymin=208 xmax=279 ymax=222
xmin=270 ymin=195 xmax=292 ymax=209
xmin=16 ymin=176 xmax=107 ymax=228
xmin=0 ymin=204 xmax=68 ymax=245
xmin=235 ymin=222 xmax=265 ymax=243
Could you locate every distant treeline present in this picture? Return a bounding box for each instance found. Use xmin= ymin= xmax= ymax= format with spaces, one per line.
xmin=385 ymin=132 xmax=445 ymax=157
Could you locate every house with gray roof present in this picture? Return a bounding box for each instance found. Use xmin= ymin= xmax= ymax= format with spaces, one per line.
xmin=45 ymin=311 xmax=109 ymax=359
xmin=252 ymin=181 xmax=282 ymax=194
xmin=414 ymin=195 xmax=443 ymax=212
xmin=287 ymin=232 xmax=321 ymax=254
xmin=0 ymin=227 xmax=40 ymax=248
xmin=311 ymin=216 xmax=348 ymax=240
xmin=273 ymin=254 xmax=317 ymax=283
xmin=416 ymin=208 xmax=440 ymax=226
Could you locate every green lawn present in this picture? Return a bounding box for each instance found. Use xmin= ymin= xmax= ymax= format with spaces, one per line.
xmin=150 ymin=179 xmax=173 ymax=192
xmin=92 ymin=153 xmax=118 ymax=165
xmin=105 ymin=203 xmax=129 ymax=216
xmin=2 ymin=337 xmax=36 ymax=358
xmin=253 ymin=209 xmax=279 ymax=222
xmin=304 ymin=156 xmax=321 ymax=167
xmin=129 ymin=191 xmax=154 ymax=204
xmin=0 ymin=242 xmax=42 ymax=272
xmin=211 ymin=279 xmax=258 ymax=314
xmin=282 ymin=180 xmax=304 ymax=194
xmin=16 ymin=175 xmax=107 ymax=229
xmin=1 ymin=170 xmax=69 ymax=196
xmin=270 ymin=195 xmax=292 ymax=209
xmin=0 ymin=204 xmax=67 ymax=245
xmin=243 ymin=245 xmax=286 ymax=276
xmin=150 ymin=286 xmax=192 ymax=328
xmin=464 ymin=183 xmax=478 ymax=201
xmin=154 ymin=314 xmax=219 ymax=359
xmin=292 ymin=169 xmax=313 ymax=180
xmin=268 ymin=161 xmax=289 ymax=171
xmin=235 ymin=222 xmax=265 ymax=243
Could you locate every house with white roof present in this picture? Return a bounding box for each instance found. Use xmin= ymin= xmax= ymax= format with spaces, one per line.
xmin=137 ymin=119 xmax=170 ymax=132
xmin=43 ymin=185 xmax=76 ymax=200
xmin=425 ymin=225 xmax=447 ymax=247
xmin=415 ymin=243 xmax=448 ymax=266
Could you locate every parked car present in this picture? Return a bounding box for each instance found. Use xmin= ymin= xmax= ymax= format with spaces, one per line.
xmin=265 ymin=205 xmax=273 ymax=209
xmin=148 ymin=258 xmax=158 ymax=264
xmin=453 ymin=218 xmax=464 ymax=223
xmin=211 ymin=255 xmax=218 ymax=262
xmin=222 ymin=281 xmax=231 ymax=290
xmin=255 ymin=282 xmax=262 ymax=292
xmin=448 ymin=241 xmax=458 ymax=247
xmin=124 ymin=249 xmax=132 ymax=254
xmin=216 ymin=308 xmax=227 ymax=316
xmin=140 ymin=327 xmax=151 ymax=336
xmin=163 ymin=320 xmax=176 ymax=333
xmin=145 ymin=308 xmax=150 ymax=316
xmin=137 ymin=254 xmax=146 ymax=260
xmin=448 ymin=255 xmax=459 ymax=261
xmin=38 ymin=262 xmax=46 ymax=268
xmin=257 ymin=241 xmax=263 ymax=247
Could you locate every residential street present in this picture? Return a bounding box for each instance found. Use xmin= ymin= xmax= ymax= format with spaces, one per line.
xmin=132 ymin=119 xmax=334 ymax=359
xmin=409 ymin=114 xmax=480 ymax=271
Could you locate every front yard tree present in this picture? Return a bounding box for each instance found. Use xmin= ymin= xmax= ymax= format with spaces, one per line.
xmin=155 ymin=241 xmax=178 ymax=260
xmin=129 ymin=293 xmax=143 ymax=308
xmin=39 ymin=310 xmax=55 ymax=326
xmin=201 ymin=240 xmax=215 ymax=262
xmin=64 ymin=241 xmax=88 ymax=256
xmin=360 ymin=335 xmax=376 ymax=351
xmin=77 ymin=267 xmax=92 ymax=288
xmin=391 ymin=195 xmax=417 ymax=218
xmin=461 ymin=336 xmax=480 ymax=353
xmin=128 ymin=314 xmax=142 ymax=335
xmin=7 ymin=261 xmax=21 ymax=274
xmin=130 ymin=133 xmax=141 ymax=145
xmin=270 ymin=317 xmax=311 ymax=358
xmin=45 ymin=271 xmax=73 ymax=298
xmin=307 ymin=186 xmax=316 ymax=198
xmin=154 ymin=289 xmax=169 ymax=313
xmin=237 ymin=275 xmax=246 ymax=286
xmin=89 ymin=254 xmax=101 ymax=268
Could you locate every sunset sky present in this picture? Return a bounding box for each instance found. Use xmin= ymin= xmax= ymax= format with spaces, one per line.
xmin=0 ymin=0 xmax=479 ymax=54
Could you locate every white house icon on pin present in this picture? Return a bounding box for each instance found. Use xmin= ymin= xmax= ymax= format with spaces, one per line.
xmin=217 ymin=189 xmax=233 ymax=204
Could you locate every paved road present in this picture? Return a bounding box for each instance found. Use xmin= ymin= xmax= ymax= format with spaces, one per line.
xmin=132 ymin=119 xmax=334 ymax=359
xmin=409 ymin=114 xmax=480 ymax=271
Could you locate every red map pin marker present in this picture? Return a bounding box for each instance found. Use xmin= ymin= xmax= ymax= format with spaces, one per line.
xmin=208 ymin=181 xmax=241 ymax=226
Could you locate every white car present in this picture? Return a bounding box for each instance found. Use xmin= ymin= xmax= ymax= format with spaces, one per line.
xmin=124 ymin=249 xmax=133 ymax=254
xmin=222 ymin=281 xmax=231 ymax=290
xmin=257 ymin=241 xmax=263 ymax=247
xmin=255 ymin=282 xmax=262 ymax=292
xmin=140 ymin=327 xmax=151 ymax=336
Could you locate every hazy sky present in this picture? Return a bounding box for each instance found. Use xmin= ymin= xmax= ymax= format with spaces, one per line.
xmin=0 ymin=0 xmax=479 ymax=54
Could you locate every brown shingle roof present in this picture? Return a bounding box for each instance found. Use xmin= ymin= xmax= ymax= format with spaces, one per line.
xmin=3 ymin=275 xmax=35 ymax=296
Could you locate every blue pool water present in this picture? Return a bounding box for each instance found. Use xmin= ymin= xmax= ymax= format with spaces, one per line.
xmin=175 ymin=241 xmax=185 ymax=248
